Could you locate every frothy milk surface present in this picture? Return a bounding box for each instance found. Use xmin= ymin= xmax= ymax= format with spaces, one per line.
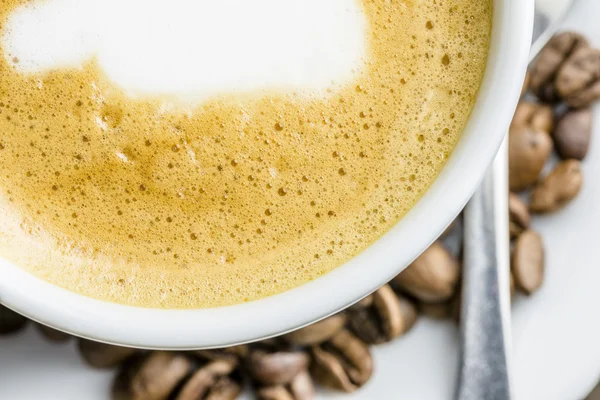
xmin=4 ymin=0 xmax=367 ymax=101
xmin=0 ymin=0 xmax=492 ymax=308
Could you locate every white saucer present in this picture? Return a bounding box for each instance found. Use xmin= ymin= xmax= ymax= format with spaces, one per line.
xmin=1 ymin=2 xmax=600 ymax=399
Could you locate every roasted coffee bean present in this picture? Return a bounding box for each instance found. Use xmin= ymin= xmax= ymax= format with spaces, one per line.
xmin=419 ymin=301 xmax=452 ymax=320
xmin=113 ymin=354 xmax=145 ymax=400
xmin=78 ymin=339 xmax=136 ymax=369
xmin=556 ymin=47 xmax=600 ymax=108
xmin=0 ymin=305 xmax=28 ymax=335
xmin=287 ymin=370 xmax=314 ymax=400
xmin=530 ymin=32 xmax=589 ymax=102
xmin=347 ymin=310 xmax=380 ymax=344
xmin=311 ymin=329 xmax=373 ymax=393
xmin=512 ymin=230 xmax=545 ymax=295
xmin=173 ymin=359 xmax=240 ymax=400
xmin=257 ymin=386 xmax=295 ymax=400
xmin=392 ymin=242 xmax=460 ymax=303
xmin=348 ymin=285 xmax=417 ymax=345
xmin=285 ymin=314 xmax=347 ymax=346
xmin=509 ymin=125 xmax=553 ymax=191
xmin=511 ymin=101 xmax=554 ymax=133
xmin=113 ymin=352 xmax=192 ymax=400
xmin=450 ymin=292 xmax=462 ymax=324
xmin=36 ymin=323 xmax=71 ymax=343
xmin=530 ymin=159 xmax=583 ymax=213
xmin=378 ymin=289 xmax=418 ymax=338
xmin=253 ymin=338 xmax=290 ymax=351
xmin=193 ymin=344 xmax=248 ymax=359
xmin=257 ymin=370 xmax=314 ymax=400
xmin=247 ymin=349 xmax=310 ymax=386
xmin=190 ymin=346 xmax=246 ymax=365
xmin=203 ymin=376 xmax=242 ymax=400
xmin=509 ymin=192 xmax=531 ymax=239
xmin=348 ymin=295 xmax=373 ymax=312
xmin=224 ymin=345 xmax=249 ymax=358
xmin=553 ymin=107 xmax=593 ymax=160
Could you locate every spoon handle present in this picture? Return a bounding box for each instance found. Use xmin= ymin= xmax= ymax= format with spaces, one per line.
xmin=456 ymin=140 xmax=512 ymax=400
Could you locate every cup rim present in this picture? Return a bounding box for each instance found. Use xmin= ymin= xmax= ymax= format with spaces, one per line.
xmin=0 ymin=0 xmax=534 ymax=349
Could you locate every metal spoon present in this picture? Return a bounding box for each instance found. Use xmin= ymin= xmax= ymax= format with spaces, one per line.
xmin=456 ymin=1 xmax=579 ymax=399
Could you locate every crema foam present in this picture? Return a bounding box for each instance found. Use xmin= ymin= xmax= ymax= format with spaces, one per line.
xmin=0 ymin=0 xmax=492 ymax=308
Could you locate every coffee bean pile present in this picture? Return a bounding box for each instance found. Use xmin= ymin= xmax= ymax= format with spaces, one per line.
xmin=0 ymin=32 xmax=598 ymax=399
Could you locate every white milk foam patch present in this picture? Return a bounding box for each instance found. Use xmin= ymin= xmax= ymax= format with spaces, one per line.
xmin=2 ymin=0 xmax=367 ymax=102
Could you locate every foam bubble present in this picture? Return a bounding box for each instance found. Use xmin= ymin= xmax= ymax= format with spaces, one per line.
xmin=3 ymin=0 xmax=367 ymax=101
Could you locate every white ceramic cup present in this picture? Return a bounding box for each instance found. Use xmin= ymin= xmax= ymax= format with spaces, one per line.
xmin=0 ymin=0 xmax=534 ymax=349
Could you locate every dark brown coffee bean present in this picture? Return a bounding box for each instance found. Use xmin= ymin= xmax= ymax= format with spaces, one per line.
xmin=223 ymin=345 xmax=249 ymax=358
xmin=284 ymin=314 xmax=347 ymax=346
xmin=0 ymin=305 xmax=28 ymax=335
xmin=257 ymin=370 xmax=314 ymax=400
xmin=287 ymin=370 xmax=314 ymax=400
xmin=204 ymin=376 xmax=242 ymax=400
xmin=191 ymin=345 xmax=249 ymax=361
xmin=512 ymin=230 xmax=545 ymax=295
xmin=509 ymin=192 xmax=531 ymax=239
xmin=553 ymin=107 xmax=593 ymax=160
xmin=78 ymin=338 xmax=136 ymax=369
xmin=113 ymin=351 xmax=192 ymax=400
xmin=257 ymin=386 xmax=295 ymax=400
xmin=391 ymin=293 xmax=419 ymax=335
xmin=174 ymin=359 xmax=240 ymax=400
xmin=253 ymin=338 xmax=294 ymax=354
xmin=530 ymin=159 xmax=583 ymax=213
xmin=347 ymin=308 xmax=380 ymax=344
xmin=348 ymin=285 xmax=417 ymax=344
xmin=113 ymin=354 xmax=145 ymax=400
xmin=419 ymin=301 xmax=452 ymax=320
xmin=530 ymin=104 xmax=555 ymax=133
xmin=556 ymin=47 xmax=600 ymax=108
xmin=565 ymin=81 xmax=600 ymax=109
xmin=36 ymin=323 xmax=71 ymax=343
xmin=392 ymin=242 xmax=460 ymax=303
xmin=174 ymin=367 xmax=218 ymax=400
xmin=511 ymin=101 xmax=554 ymax=133
xmin=247 ymin=349 xmax=310 ymax=386
xmin=509 ymin=125 xmax=553 ymax=191
xmin=190 ymin=347 xmax=245 ymax=365
xmin=450 ymin=292 xmax=462 ymax=324
xmin=530 ymin=32 xmax=589 ymax=102
xmin=348 ymin=295 xmax=373 ymax=312
xmin=311 ymin=329 xmax=373 ymax=393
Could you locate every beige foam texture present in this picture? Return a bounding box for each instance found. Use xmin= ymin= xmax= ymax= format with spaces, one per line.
xmin=0 ymin=0 xmax=491 ymax=308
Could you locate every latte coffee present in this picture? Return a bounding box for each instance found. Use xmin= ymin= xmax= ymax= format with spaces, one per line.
xmin=0 ymin=0 xmax=491 ymax=308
